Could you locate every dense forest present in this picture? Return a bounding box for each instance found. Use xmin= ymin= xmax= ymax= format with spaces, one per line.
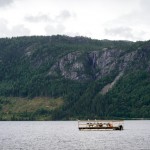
xmin=0 ymin=35 xmax=150 ymax=120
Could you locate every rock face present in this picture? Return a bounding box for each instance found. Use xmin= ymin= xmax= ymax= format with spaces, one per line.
xmin=48 ymin=52 xmax=86 ymax=80
xmin=48 ymin=49 xmax=137 ymax=81
xmin=87 ymin=49 xmax=122 ymax=79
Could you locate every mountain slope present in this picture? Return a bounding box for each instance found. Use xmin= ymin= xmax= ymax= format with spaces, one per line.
xmin=0 ymin=35 xmax=150 ymax=120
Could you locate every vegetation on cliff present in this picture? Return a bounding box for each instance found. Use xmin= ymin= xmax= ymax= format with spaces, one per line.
xmin=0 ymin=35 xmax=150 ymax=120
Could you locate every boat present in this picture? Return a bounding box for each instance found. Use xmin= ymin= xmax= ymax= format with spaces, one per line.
xmin=78 ymin=120 xmax=124 ymax=131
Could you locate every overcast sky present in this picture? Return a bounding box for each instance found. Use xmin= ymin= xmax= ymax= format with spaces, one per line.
xmin=0 ymin=0 xmax=150 ymax=41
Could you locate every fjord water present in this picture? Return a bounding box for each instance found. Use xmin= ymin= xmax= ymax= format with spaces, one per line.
xmin=0 ymin=121 xmax=150 ymax=150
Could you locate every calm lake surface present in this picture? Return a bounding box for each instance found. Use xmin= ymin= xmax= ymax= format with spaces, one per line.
xmin=0 ymin=121 xmax=150 ymax=150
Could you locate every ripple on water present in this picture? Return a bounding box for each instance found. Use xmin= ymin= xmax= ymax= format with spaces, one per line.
xmin=0 ymin=121 xmax=150 ymax=150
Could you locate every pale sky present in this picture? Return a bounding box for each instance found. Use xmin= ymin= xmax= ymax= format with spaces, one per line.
xmin=0 ymin=0 xmax=150 ymax=41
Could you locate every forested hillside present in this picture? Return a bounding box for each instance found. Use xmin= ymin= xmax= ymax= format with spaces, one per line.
xmin=0 ymin=35 xmax=150 ymax=120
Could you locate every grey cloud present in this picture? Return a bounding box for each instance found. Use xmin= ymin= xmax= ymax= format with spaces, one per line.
xmin=104 ymin=26 xmax=146 ymax=41
xmin=65 ymin=32 xmax=80 ymax=37
xmin=140 ymin=0 xmax=150 ymax=11
xmin=25 ymin=14 xmax=52 ymax=23
xmin=138 ymin=0 xmax=150 ymax=24
xmin=0 ymin=0 xmax=13 ymax=7
xmin=25 ymin=10 xmax=74 ymax=23
xmin=45 ymin=24 xmax=65 ymax=35
xmin=11 ymin=25 xmax=30 ymax=36
xmin=56 ymin=10 xmax=72 ymax=21
xmin=103 ymin=0 xmax=150 ymax=41
xmin=105 ymin=10 xmax=150 ymax=28
xmin=105 ymin=27 xmax=133 ymax=39
xmin=0 ymin=19 xmax=8 ymax=34
xmin=105 ymin=0 xmax=150 ymax=26
xmin=25 ymin=10 xmax=74 ymax=36
xmin=0 ymin=19 xmax=30 ymax=37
